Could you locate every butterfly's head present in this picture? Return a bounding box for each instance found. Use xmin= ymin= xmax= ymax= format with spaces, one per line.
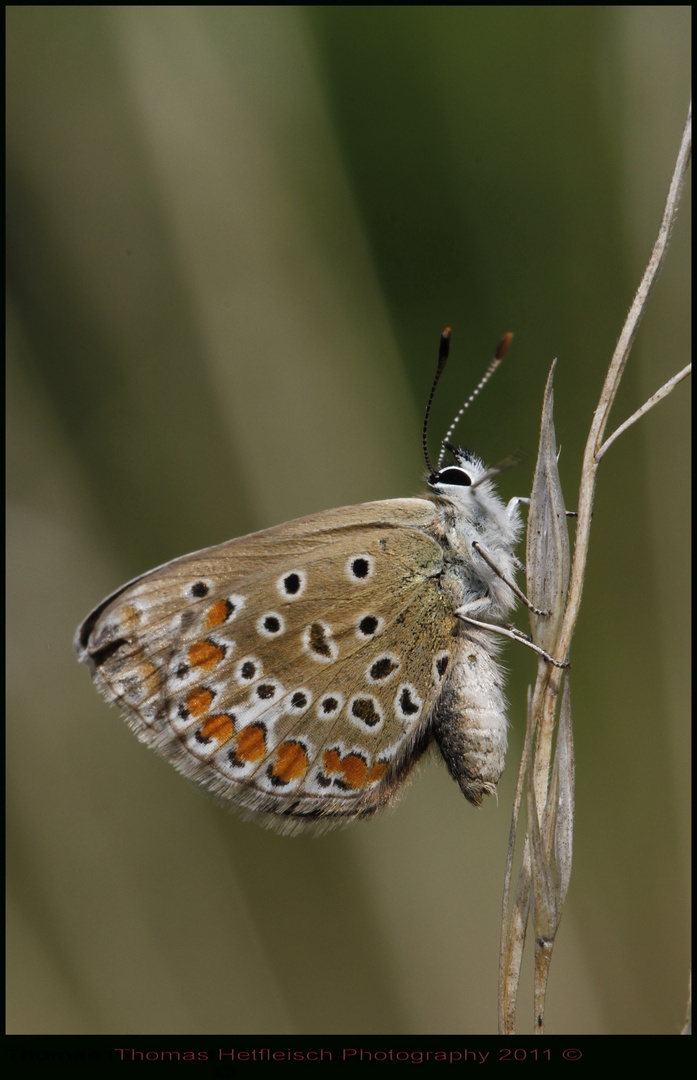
xmin=427 ymin=442 xmax=482 ymax=490
xmin=426 ymin=443 xmax=522 ymax=559
xmin=427 ymin=444 xmax=502 ymax=509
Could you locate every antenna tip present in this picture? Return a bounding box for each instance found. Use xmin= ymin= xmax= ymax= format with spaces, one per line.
xmin=496 ymin=332 xmax=514 ymax=360
xmin=439 ymin=328 xmax=451 ymax=364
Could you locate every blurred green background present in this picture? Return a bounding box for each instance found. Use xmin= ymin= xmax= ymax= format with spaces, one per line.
xmin=7 ymin=7 xmax=689 ymax=1035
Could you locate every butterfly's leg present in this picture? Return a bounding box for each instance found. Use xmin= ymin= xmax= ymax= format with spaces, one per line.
xmin=472 ymin=541 xmax=550 ymax=617
xmin=454 ymin=606 xmax=569 ymax=668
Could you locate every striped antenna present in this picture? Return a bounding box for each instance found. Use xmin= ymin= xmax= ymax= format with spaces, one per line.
xmin=437 ymin=332 xmax=513 ymax=469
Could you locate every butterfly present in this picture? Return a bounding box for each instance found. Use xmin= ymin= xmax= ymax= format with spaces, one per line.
xmin=75 ymin=330 xmax=550 ymax=832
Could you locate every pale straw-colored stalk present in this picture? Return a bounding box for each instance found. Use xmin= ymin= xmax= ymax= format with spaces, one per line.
xmin=498 ymin=103 xmax=691 ymax=1036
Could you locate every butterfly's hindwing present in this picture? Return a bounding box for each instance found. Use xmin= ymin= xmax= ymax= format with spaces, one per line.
xmin=76 ymin=499 xmax=465 ymax=829
xmin=77 ymin=443 xmax=523 ymax=832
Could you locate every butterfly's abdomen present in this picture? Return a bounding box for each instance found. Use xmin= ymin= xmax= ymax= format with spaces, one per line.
xmin=431 ymin=635 xmax=508 ymax=806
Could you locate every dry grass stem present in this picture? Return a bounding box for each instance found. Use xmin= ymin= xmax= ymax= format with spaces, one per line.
xmin=498 ymin=103 xmax=691 ymax=1035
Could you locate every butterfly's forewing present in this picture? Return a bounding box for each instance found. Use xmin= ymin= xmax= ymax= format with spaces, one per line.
xmin=75 ymin=499 xmax=458 ymax=830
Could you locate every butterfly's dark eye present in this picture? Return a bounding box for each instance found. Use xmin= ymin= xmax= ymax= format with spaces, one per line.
xmin=434 ymin=467 xmax=472 ymax=487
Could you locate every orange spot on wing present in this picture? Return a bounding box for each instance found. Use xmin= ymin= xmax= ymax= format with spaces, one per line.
xmin=200 ymin=714 xmax=234 ymax=743
xmin=340 ymin=754 xmax=368 ymax=789
xmin=272 ymin=741 xmax=309 ymax=783
xmin=188 ymin=639 xmax=226 ymax=671
xmin=185 ymin=687 xmax=214 ymax=717
xmin=323 ymin=749 xmax=342 ymax=774
xmin=367 ymin=761 xmax=388 ymax=785
xmin=323 ymin=749 xmax=370 ymax=789
xmin=205 ymin=600 xmax=232 ymax=629
xmin=235 ymin=724 xmax=266 ymax=763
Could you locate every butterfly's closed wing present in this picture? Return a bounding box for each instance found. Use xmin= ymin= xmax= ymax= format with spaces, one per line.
xmin=78 ymin=442 xmax=523 ymax=831
xmin=76 ymin=499 xmax=466 ymax=830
